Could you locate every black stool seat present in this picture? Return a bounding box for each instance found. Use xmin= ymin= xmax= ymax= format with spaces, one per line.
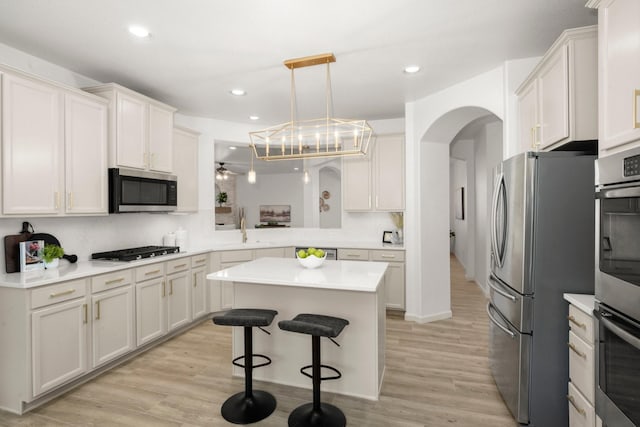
xmin=213 ymin=308 xmax=277 ymax=327
xmin=212 ymin=308 xmax=278 ymax=425
xmin=278 ymin=313 xmax=348 ymax=337
xmin=278 ymin=313 xmax=349 ymax=427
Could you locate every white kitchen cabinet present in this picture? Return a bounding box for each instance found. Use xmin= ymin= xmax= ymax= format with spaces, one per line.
xmin=31 ymin=279 xmax=89 ymax=397
xmin=166 ymin=268 xmax=192 ymax=332
xmin=64 ymin=92 xmax=108 ymax=214
xmin=515 ymin=26 xmax=597 ymax=152
xmin=588 ymin=0 xmax=640 ymax=156
xmin=371 ymin=250 xmax=405 ymax=311
xmin=2 ymin=72 xmax=63 ymax=215
xmin=343 ymin=153 xmax=373 ymax=211
xmin=135 ymin=263 xmax=166 ymax=347
xmin=84 ymin=83 xmax=176 ymax=171
xmin=210 ymin=250 xmax=255 ymax=310
xmin=91 ymin=285 xmax=134 ymax=368
xmin=148 ymin=102 xmax=174 ymax=173
xmin=173 ymin=126 xmax=200 ymax=212
xmin=192 ymin=266 xmax=207 ymax=319
xmin=343 ymin=134 xmax=405 ymax=211
xmin=565 ymin=298 xmax=596 ymax=427
xmin=1 ymin=67 xmax=108 ymax=217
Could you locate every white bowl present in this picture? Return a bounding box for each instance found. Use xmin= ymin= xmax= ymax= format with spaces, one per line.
xmin=296 ymin=253 xmax=327 ymax=269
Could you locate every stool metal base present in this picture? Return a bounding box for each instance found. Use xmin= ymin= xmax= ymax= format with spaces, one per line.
xmin=288 ymin=402 xmax=346 ymax=427
xmin=221 ymin=390 xmax=276 ymax=425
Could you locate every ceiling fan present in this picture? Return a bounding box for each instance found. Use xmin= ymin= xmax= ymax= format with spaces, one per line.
xmin=215 ymin=162 xmax=236 ymax=180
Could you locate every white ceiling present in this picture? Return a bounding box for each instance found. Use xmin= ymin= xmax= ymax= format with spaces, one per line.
xmin=0 ymin=1 xmax=596 ymax=126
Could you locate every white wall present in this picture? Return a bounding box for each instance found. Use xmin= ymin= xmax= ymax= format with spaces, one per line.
xmin=236 ymin=173 xmax=305 ymax=228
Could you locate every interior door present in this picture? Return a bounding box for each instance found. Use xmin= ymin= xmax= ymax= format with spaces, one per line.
xmin=491 ymin=153 xmax=532 ymax=294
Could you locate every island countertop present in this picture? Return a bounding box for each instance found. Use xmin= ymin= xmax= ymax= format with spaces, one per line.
xmin=207 ymin=257 xmax=388 ymax=292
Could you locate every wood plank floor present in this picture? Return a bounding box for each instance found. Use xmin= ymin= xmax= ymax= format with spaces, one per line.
xmin=0 ymin=256 xmax=517 ymax=426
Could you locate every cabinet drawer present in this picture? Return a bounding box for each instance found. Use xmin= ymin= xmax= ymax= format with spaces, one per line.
xmin=568 ymin=381 xmax=595 ymax=427
xmin=220 ymin=250 xmax=253 ymax=263
xmin=135 ymin=263 xmax=165 ymax=282
xmin=370 ymin=250 xmax=405 ymax=262
xmin=569 ymin=330 xmax=595 ymax=404
xmin=166 ymin=258 xmax=190 ymax=273
xmin=191 ymin=254 xmax=208 ymax=268
xmin=31 ymin=279 xmax=88 ymax=309
xmin=569 ymin=304 xmax=594 ymax=344
xmin=91 ymin=269 xmax=133 ymax=293
xmin=338 ymin=248 xmax=369 ymax=261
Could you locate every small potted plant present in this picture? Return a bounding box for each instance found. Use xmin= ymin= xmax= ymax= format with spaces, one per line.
xmin=216 ymin=191 xmax=228 ymax=207
xmin=43 ymin=244 xmax=64 ymax=269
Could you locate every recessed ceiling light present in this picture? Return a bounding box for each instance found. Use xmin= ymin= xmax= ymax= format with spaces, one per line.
xmin=230 ymin=89 xmax=246 ymax=96
xmin=293 ymin=167 xmax=300 ymax=171
xmin=229 ymin=146 xmax=237 ymax=150
xmin=403 ymin=65 xmax=421 ymax=74
xmin=128 ymin=25 xmax=150 ymax=38
xmin=249 ymin=115 xmax=260 ymax=121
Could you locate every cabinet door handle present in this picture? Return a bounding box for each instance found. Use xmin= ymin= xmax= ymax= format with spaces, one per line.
xmin=105 ymin=277 xmax=125 ymax=285
xmin=95 ymin=301 xmax=101 ymax=320
xmin=634 ymin=89 xmax=640 ymax=129
xmin=195 ymin=259 xmax=206 ymax=264
xmin=68 ymin=192 xmax=74 ymax=210
xmin=162 ymin=281 xmax=166 ymax=297
xmin=381 ymin=254 xmax=395 ymax=259
xmin=169 ymin=280 xmax=174 ymax=295
xmin=54 ymin=191 xmax=60 ymax=210
xmin=49 ymin=288 xmax=75 ymax=298
xmin=567 ymin=315 xmax=587 ymax=330
xmin=567 ymin=394 xmax=586 ymax=416
xmin=83 ymin=303 xmax=88 ymax=324
xmin=145 ymin=269 xmax=161 ymax=276
xmin=347 ymin=254 xmax=360 ymax=258
xmin=567 ymin=342 xmax=586 ymax=359
xmin=193 ymin=274 xmax=197 ymax=287
xmin=530 ymin=127 xmax=535 ymax=149
xmin=173 ymin=263 xmax=187 ymax=270
xmin=534 ymin=124 xmax=541 ymax=148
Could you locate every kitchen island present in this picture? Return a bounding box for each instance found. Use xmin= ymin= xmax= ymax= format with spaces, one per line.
xmin=207 ymin=257 xmax=387 ymax=401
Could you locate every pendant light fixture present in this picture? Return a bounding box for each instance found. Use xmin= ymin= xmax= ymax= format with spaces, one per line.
xmin=249 ymin=53 xmax=373 ymax=161
xmin=247 ymin=148 xmax=257 ymax=184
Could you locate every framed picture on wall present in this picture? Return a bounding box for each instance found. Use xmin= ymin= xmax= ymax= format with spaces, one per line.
xmin=455 ymin=187 xmax=465 ymax=220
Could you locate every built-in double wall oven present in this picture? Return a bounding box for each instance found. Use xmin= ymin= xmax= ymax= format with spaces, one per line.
xmin=595 ymin=146 xmax=640 ymax=427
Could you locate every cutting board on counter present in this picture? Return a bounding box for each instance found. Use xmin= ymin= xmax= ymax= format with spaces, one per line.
xmin=4 ymin=222 xmax=33 ymax=273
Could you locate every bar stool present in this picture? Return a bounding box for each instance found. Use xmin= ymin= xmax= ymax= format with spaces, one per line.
xmin=212 ymin=308 xmax=278 ymax=424
xmin=278 ymin=313 xmax=349 ymax=427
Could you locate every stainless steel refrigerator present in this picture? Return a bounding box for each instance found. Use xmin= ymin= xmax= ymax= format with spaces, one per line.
xmin=487 ymin=151 xmax=596 ymax=426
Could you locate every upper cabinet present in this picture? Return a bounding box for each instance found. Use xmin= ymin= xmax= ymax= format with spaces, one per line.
xmin=84 ymin=83 xmax=176 ymax=172
xmin=173 ymin=126 xmax=200 ymax=213
xmin=587 ymin=0 xmax=640 ymax=157
xmin=343 ymin=134 xmax=405 ymax=211
xmin=516 ymin=26 xmax=597 ymax=152
xmin=1 ymin=68 xmax=108 ymax=216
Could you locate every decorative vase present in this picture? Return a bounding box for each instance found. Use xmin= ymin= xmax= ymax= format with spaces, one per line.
xmin=44 ymin=258 xmax=59 ymax=269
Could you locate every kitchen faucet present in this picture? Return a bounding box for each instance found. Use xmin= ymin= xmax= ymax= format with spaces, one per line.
xmin=240 ymin=217 xmax=247 ymax=243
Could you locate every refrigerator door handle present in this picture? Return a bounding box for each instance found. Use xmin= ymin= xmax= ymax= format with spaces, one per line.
xmin=487 ymin=302 xmax=515 ymax=338
xmin=488 ymin=274 xmax=517 ymax=302
xmin=490 ymin=172 xmax=503 ymax=266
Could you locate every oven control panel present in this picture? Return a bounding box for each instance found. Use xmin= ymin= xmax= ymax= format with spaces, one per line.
xmin=623 ymin=154 xmax=640 ymax=177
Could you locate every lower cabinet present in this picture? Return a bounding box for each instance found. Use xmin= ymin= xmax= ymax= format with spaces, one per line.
xmin=31 ymin=297 xmax=88 ymax=397
xmin=91 ymin=285 xmax=135 ymax=368
xmin=339 ymin=248 xmax=406 ymax=310
xmin=565 ymin=299 xmax=596 ymax=427
xmin=166 ymin=269 xmax=192 ymax=332
xmin=136 ymin=264 xmax=167 ymax=347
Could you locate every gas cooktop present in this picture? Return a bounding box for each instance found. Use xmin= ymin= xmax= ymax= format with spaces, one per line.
xmin=91 ymin=246 xmax=180 ymax=262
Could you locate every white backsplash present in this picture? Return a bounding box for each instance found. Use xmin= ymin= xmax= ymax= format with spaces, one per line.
xmin=0 ymin=209 xmax=399 ymax=267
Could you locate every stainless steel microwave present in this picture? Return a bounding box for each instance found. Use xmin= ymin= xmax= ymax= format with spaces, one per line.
xmin=108 ymin=168 xmax=177 ymax=213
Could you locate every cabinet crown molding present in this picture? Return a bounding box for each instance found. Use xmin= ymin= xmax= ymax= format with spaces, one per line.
xmin=83 ymin=82 xmax=176 ymax=111
xmin=515 ymin=25 xmax=597 ymax=95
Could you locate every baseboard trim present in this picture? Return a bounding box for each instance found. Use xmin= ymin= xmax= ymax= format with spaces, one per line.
xmin=404 ymin=310 xmax=452 ymax=324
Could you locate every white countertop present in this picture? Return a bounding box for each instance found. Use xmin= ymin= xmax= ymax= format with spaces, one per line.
xmin=563 ymin=293 xmax=595 ymax=315
xmin=0 ymin=240 xmax=403 ymax=289
xmin=207 ymin=257 xmax=388 ymax=292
